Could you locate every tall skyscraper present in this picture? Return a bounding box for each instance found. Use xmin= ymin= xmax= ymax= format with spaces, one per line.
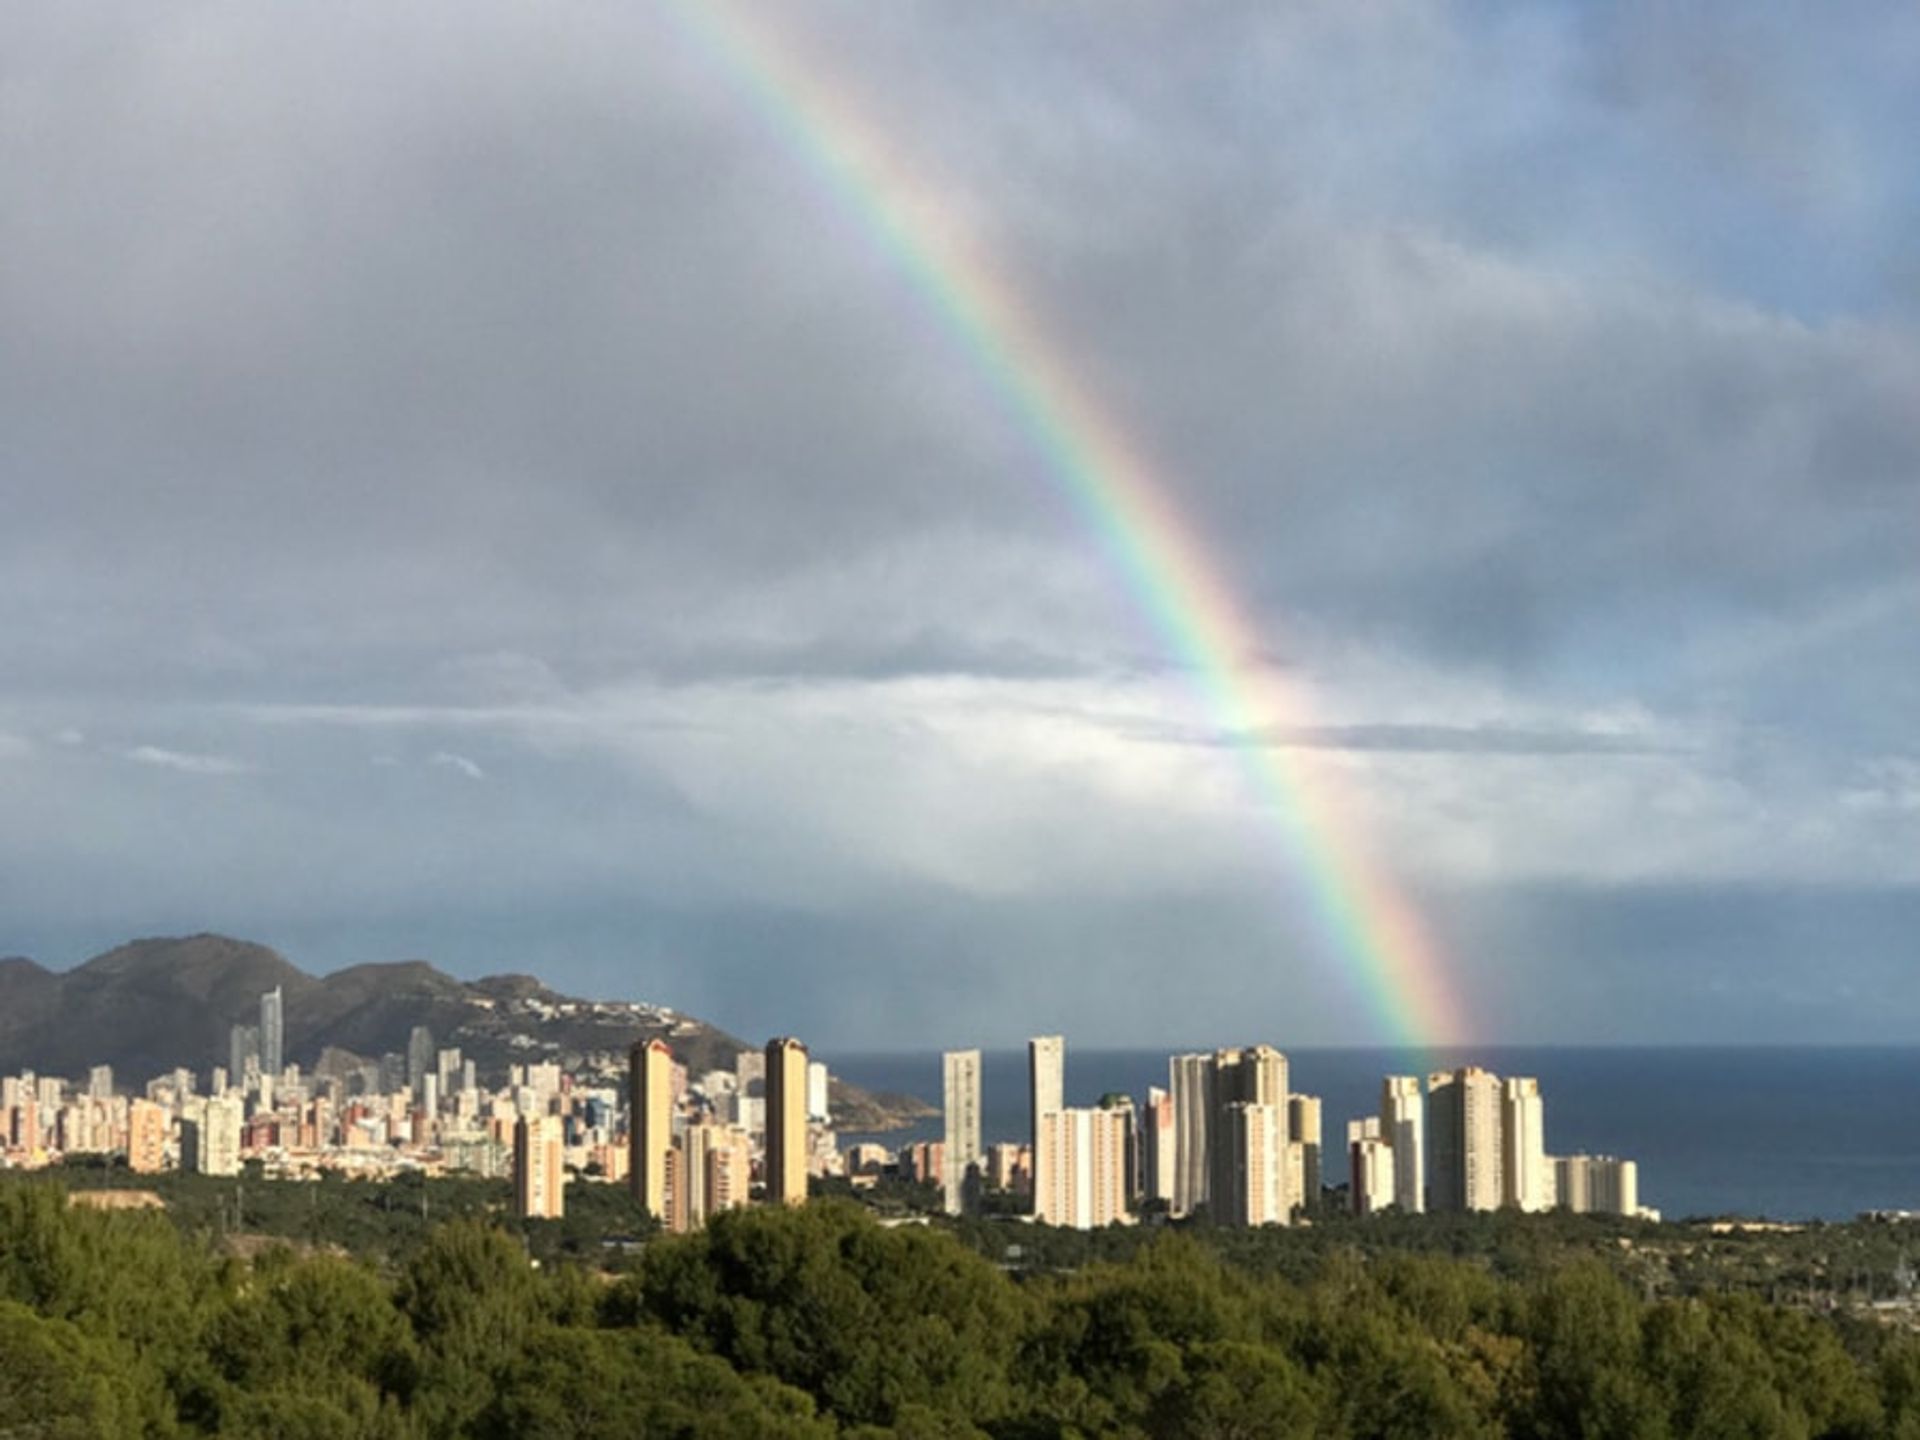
xmin=764 ymin=1037 xmax=809 ymax=1207
xmin=1288 ymin=1094 xmax=1323 ymax=1215
xmin=1208 ymin=1046 xmax=1289 ymax=1224
xmin=406 ymin=1026 xmax=437 ymax=1094
xmin=227 ymin=1025 xmax=259 ymax=1088
xmin=942 ymin=1048 xmax=982 ymax=1215
xmin=1381 ymin=1076 xmax=1426 ymax=1214
xmin=514 ymin=1113 xmax=565 ymax=1219
xmin=1092 ymin=1092 xmax=1141 ymax=1205
xmin=1035 ymin=1106 xmax=1129 ymax=1229
xmin=806 ymin=1061 xmax=831 ymax=1123
xmin=1028 ymin=1035 xmax=1064 ymax=1214
xmin=259 ymin=986 xmax=283 ymax=1078
xmin=87 ymin=1065 xmax=113 ymax=1100
xmin=1427 ymin=1067 xmax=1502 ymax=1212
xmin=629 ymin=1039 xmax=675 ymax=1223
xmin=1218 ymin=1101 xmax=1288 ymax=1226
xmin=1169 ymin=1053 xmax=1212 ymax=1217
xmin=1501 ymin=1077 xmax=1549 ymax=1212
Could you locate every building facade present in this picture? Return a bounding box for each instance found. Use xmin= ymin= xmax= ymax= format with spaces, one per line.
xmin=764 ymin=1037 xmax=810 ymax=1207
xmin=942 ymin=1049 xmax=982 ymax=1215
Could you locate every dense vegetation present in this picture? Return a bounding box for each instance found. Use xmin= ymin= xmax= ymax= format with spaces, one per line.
xmin=8 ymin=1180 xmax=1920 ymax=1437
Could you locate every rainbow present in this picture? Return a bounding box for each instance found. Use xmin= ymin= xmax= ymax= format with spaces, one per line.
xmin=665 ymin=2 xmax=1468 ymax=1048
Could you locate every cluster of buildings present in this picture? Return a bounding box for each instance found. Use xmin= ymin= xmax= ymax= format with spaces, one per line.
xmin=1 ymin=987 xmax=1650 ymax=1233
xmin=1345 ymin=1066 xmax=1647 ymax=1220
xmin=925 ymin=1041 xmax=1652 ymax=1230
xmin=1 ymin=987 xmax=841 ymax=1220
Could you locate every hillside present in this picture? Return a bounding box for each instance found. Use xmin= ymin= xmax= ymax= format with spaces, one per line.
xmin=0 ymin=934 xmax=932 ymax=1131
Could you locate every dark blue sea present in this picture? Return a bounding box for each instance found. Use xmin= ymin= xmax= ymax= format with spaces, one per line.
xmin=826 ymin=1046 xmax=1920 ymax=1223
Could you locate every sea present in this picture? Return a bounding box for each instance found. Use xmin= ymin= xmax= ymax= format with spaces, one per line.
xmin=827 ymin=1046 xmax=1920 ymax=1223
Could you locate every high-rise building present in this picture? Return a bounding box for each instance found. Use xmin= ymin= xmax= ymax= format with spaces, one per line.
xmin=681 ymin=1122 xmax=753 ymax=1230
xmin=1035 ymin=1106 xmax=1129 ymax=1229
xmin=183 ymin=1096 xmax=243 ymax=1177
xmin=1348 ymin=1116 xmax=1397 ymax=1216
xmin=87 ymin=1065 xmax=113 ymax=1101
xmin=806 ymin=1061 xmax=831 ymax=1124
xmin=228 ymin=1025 xmax=259 ymax=1088
xmin=764 ymin=1037 xmax=809 ymax=1207
xmin=942 ymin=1049 xmax=982 ymax=1215
xmin=1099 ymin=1092 xmax=1142 ymax=1205
xmin=1218 ymin=1102 xmax=1288 ymax=1226
xmin=407 ymin=1026 xmax=435 ymax=1093
xmin=1169 ymin=1053 xmax=1212 ymax=1217
xmin=1554 ymin=1154 xmax=1636 ymax=1217
xmin=126 ymin=1099 xmax=167 ymax=1174
xmin=1381 ymin=1076 xmax=1426 ymax=1214
xmin=1142 ymin=1085 xmax=1176 ymax=1207
xmin=1208 ymin=1046 xmax=1289 ymax=1224
xmin=1288 ymin=1094 xmax=1323 ymax=1215
xmin=1028 ymin=1035 xmax=1065 ymax=1216
xmin=514 ymin=1113 xmax=565 ymax=1219
xmin=629 ymin=1039 xmax=675 ymax=1223
xmin=259 ymin=986 xmax=284 ymax=1078
xmin=1501 ymin=1077 xmax=1550 ymax=1212
xmin=1428 ymin=1067 xmax=1502 ymax=1212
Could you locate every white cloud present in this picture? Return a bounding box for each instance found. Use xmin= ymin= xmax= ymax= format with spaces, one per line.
xmin=122 ymin=745 xmax=255 ymax=776
xmin=429 ymin=750 xmax=486 ymax=782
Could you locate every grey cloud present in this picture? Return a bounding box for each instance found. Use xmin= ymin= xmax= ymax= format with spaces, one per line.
xmin=3 ymin=2 xmax=1919 ymax=1042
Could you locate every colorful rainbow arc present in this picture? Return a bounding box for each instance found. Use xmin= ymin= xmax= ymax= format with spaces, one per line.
xmin=667 ymin=1 xmax=1468 ymax=1049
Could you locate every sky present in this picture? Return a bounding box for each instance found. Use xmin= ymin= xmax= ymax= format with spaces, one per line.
xmin=3 ymin=2 xmax=1918 ymax=1049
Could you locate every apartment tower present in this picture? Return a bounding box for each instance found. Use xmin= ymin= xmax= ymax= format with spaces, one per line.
xmin=1028 ymin=1035 xmax=1065 ymax=1215
xmin=1427 ymin=1067 xmax=1502 ymax=1212
xmin=1500 ymin=1076 xmax=1550 ymax=1212
xmin=942 ymin=1049 xmax=982 ymax=1215
xmin=764 ymin=1037 xmax=810 ymax=1207
xmin=1381 ymin=1075 xmax=1426 ymax=1214
xmin=514 ymin=1113 xmax=565 ymax=1219
xmin=628 ymin=1039 xmax=675 ymax=1223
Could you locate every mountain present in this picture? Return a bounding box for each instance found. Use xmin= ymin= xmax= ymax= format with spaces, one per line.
xmin=0 ymin=934 xmax=933 ymax=1129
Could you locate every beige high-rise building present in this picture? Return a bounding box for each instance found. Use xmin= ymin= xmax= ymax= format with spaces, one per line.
xmin=1218 ymin=1102 xmax=1288 ymax=1226
xmin=514 ymin=1113 xmax=565 ymax=1219
xmin=1554 ymin=1154 xmax=1636 ymax=1217
xmin=1035 ymin=1106 xmax=1128 ymax=1229
xmin=1288 ymin=1094 xmax=1323 ymax=1215
xmin=1208 ymin=1046 xmax=1289 ymax=1223
xmin=126 ymin=1099 xmax=167 ymax=1175
xmin=942 ymin=1049 xmax=982 ymax=1215
xmin=1348 ymin=1116 xmax=1397 ymax=1216
xmin=764 ymin=1037 xmax=809 ymax=1207
xmin=680 ymin=1122 xmax=752 ymax=1229
xmin=1501 ymin=1077 xmax=1550 ymax=1212
xmin=1381 ymin=1076 xmax=1426 ymax=1214
xmin=1169 ymin=1054 xmax=1212 ymax=1217
xmin=1028 ymin=1035 xmax=1064 ymax=1215
xmin=629 ymin=1039 xmax=675 ymax=1223
xmin=1427 ymin=1067 xmax=1502 ymax=1212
